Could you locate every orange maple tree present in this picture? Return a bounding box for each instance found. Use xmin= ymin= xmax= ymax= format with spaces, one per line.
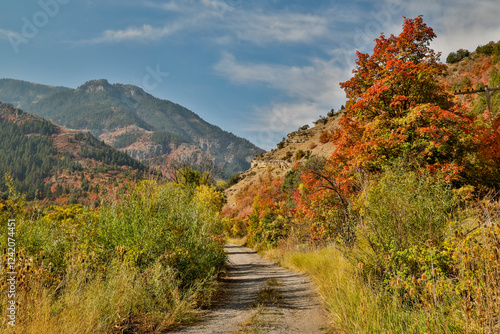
xmin=296 ymin=16 xmax=479 ymax=242
xmin=329 ymin=16 xmax=476 ymax=182
xmin=231 ymin=17 xmax=500 ymax=247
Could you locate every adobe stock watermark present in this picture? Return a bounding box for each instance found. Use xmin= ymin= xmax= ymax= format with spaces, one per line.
xmin=142 ymin=64 xmax=169 ymax=92
xmin=214 ymin=0 xmax=243 ymax=19
xmin=5 ymin=219 xmax=17 ymax=327
xmin=338 ymin=0 xmax=405 ymax=66
xmin=5 ymin=0 xmax=72 ymax=54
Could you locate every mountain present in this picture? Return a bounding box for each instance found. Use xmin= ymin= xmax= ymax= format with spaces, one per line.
xmin=0 ymin=78 xmax=71 ymax=110
xmin=0 ymin=102 xmax=145 ymax=203
xmin=0 ymin=79 xmax=265 ymax=178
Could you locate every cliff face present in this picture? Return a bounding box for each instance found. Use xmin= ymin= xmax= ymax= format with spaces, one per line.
xmin=125 ymin=145 xmax=163 ymax=161
xmin=224 ymin=112 xmax=343 ymax=210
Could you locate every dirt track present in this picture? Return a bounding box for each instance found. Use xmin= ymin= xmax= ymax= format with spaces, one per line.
xmin=171 ymin=244 xmax=330 ymax=334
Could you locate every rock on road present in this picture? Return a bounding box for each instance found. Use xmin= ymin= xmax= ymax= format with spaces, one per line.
xmin=171 ymin=244 xmax=330 ymax=334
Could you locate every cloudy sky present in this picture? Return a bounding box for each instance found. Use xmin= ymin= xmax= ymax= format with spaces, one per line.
xmin=1 ymin=0 xmax=499 ymax=149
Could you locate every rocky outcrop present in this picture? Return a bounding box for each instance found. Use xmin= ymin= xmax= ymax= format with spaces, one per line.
xmin=283 ymin=129 xmax=315 ymax=145
xmin=124 ymin=145 xmax=163 ymax=160
xmin=224 ymin=113 xmax=343 ymax=209
xmin=250 ymin=159 xmax=291 ymax=170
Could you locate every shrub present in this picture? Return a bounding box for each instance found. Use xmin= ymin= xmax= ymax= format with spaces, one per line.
xmin=476 ymin=41 xmax=500 ymax=55
xmin=319 ymin=130 xmax=332 ymax=143
xmin=358 ymin=163 xmax=458 ymax=284
xmin=227 ymin=172 xmax=241 ymax=187
xmin=295 ymin=150 xmax=305 ymax=160
xmin=0 ymin=180 xmax=226 ymax=332
xmin=446 ymin=49 xmax=470 ymax=64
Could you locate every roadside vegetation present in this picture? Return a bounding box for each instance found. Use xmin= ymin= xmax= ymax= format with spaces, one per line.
xmin=224 ymin=17 xmax=500 ymax=333
xmin=0 ymin=173 xmax=226 ymax=333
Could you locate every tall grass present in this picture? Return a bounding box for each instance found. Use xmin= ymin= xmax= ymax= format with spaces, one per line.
xmin=0 ymin=180 xmax=226 ymax=333
xmin=281 ymin=244 xmax=464 ymax=333
xmin=275 ymin=166 xmax=500 ymax=333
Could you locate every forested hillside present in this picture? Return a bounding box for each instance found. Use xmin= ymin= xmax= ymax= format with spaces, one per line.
xmin=0 ymin=78 xmax=70 ymax=110
xmin=0 ymin=79 xmax=264 ymax=178
xmin=0 ymin=103 xmax=144 ymax=202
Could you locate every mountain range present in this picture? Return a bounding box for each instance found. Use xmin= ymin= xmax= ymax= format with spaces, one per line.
xmin=0 ymin=78 xmax=265 ymax=178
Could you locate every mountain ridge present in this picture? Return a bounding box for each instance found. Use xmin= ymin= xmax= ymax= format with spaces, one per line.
xmin=0 ymin=102 xmax=144 ymax=203
xmin=0 ymin=78 xmax=264 ymax=178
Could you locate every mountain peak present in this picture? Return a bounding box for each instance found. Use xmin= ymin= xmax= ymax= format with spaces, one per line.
xmin=76 ymin=79 xmax=112 ymax=94
xmin=0 ymin=78 xmax=265 ymax=179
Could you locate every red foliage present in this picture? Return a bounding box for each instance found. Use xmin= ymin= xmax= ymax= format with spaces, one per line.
xmin=224 ymin=17 xmax=500 ymax=246
xmin=330 ymin=16 xmax=476 ymax=182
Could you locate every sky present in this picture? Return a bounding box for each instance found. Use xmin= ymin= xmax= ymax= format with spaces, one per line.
xmin=0 ymin=0 xmax=499 ymax=150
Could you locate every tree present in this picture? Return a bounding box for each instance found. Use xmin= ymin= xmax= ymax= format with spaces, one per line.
xmin=333 ymin=16 xmax=473 ymax=181
xmin=446 ymin=48 xmax=470 ymax=64
xmin=295 ymin=16 xmax=479 ymax=244
xmin=166 ymin=152 xmax=218 ymax=185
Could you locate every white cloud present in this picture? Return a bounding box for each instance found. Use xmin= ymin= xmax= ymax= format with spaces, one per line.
xmin=0 ymin=29 xmax=20 ymax=40
xmin=424 ymin=1 xmax=500 ymax=58
xmin=234 ymin=13 xmax=329 ymax=44
xmin=214 ymin=52 xmax=349 ymax=106
xmin=145 ymin=1 xmax=185 ymax=12
xmin=214 ymin=35 xmax=233 ymax=45
xmin=84 ymin=1 xmax=331 ymax=45
xmin=95 ymin=24 xmax=176 ymax=43
xmin=214 ymin=52 xmax=352 ymax=149
xmin=78 ymin=10 xmax=208 ymax=44
xmin=247 ymin=102 xmax=324 ymax=149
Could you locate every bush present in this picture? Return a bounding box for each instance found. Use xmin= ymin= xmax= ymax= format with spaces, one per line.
xmin=358 ymin=163 xmax=458 ymax=283
xmin=446 ymin=49 xmax=470 ymax=64
xmin=227 ymin=172 xmax=241 ymax=187
xmin=0 ymin=180 xmax=226 ymax=332
xmin=295 ymin=150 xmax=305 ymax=160
xmin=476 ymin=41 xmax=500 ymax=55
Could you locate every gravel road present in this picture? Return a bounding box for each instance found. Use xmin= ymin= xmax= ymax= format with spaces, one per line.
xmin=171 ymin=244 xmax=330 ymax=334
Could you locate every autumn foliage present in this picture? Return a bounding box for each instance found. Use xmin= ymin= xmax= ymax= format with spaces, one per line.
xmin=227 ymin=17 xmax=500 ymax=247
xmin=334 ymin=16 xmax=476 ymax=182
xmin=223 ymin=18 xmax=500 ymax=331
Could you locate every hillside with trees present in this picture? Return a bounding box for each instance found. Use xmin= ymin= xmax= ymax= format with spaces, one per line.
xmin=0 ymin=79 xmax=264 ymax=179
xmin=223 ymin=17 xmax=500 ymax=333
xmin=0 ymin=103 xmax=144 ymax=203
xmin=0 ymin=78 xmax=70 ymax=110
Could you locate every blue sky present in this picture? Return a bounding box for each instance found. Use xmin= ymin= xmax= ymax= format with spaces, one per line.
xmin=1 ymin=0 xmax=499 ymax=150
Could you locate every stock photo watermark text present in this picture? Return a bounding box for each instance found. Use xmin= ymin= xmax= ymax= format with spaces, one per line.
xmin=6 ymin=0 xmax=71 ymax=54
xmin=5 ymin=219 xmax=17 ymax=327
